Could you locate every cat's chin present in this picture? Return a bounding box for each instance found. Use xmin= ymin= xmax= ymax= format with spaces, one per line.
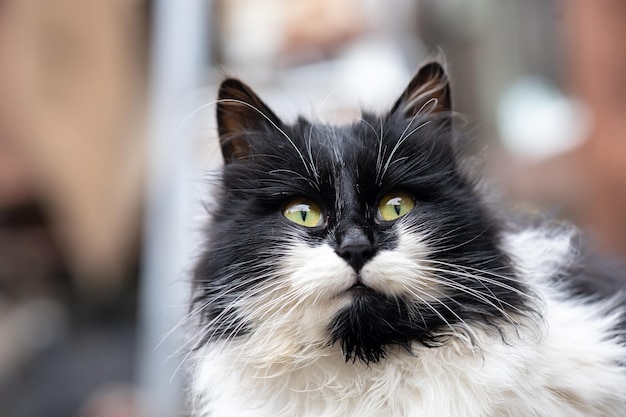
xmin=329 ymin=288 xmax=436 ymax=364
xmin=339 ymin=282 xmax=387 ymax=304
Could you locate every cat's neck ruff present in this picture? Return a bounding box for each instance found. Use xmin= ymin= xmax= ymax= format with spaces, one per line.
xmin=190 ymin=228 xmax=626 ymax=417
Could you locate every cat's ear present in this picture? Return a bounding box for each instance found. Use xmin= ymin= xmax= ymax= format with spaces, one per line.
xmin=390 ymin=61 xmax=451 ymax=121
xmin=217 ymin=78 xmax=283 ymax=163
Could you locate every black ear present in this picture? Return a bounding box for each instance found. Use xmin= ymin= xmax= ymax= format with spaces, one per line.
xmin=216 ymin=78 xmax=283 ymax=163
xmin=390 ymin=61 xmax=451 ymax=121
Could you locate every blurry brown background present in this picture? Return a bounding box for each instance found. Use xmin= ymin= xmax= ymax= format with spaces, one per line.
xmin=0 ymin=1 xmax=625 ymax=416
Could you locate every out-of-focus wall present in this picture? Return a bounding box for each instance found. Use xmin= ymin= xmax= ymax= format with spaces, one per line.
xmin=0 ymin=0 xmax=148 ymax=291
xmin=0 ymin=1 xmax=148 ymax=417
xmin=563 ymin=1 xmax=626 ymax=259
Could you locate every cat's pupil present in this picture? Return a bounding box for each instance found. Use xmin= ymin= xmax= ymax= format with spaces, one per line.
xmin=389 ymin=197 xmax=402 ymax=215
xmin=300 ymin=210 xmax=307 ymax=222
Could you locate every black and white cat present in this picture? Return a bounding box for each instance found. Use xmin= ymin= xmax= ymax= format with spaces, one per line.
xmin=188 ymin=60 xmax=626 ymax=416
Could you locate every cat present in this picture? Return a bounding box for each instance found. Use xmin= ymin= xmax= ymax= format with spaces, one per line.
xmin=187 ymin=60 xmax=626 ymax=417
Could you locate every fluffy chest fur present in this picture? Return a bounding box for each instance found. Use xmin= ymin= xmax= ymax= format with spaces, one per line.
xmin=190 ymin=229 xmax=626 ymax=417
xmin=188 ymin=61 xmax=626 ymax=416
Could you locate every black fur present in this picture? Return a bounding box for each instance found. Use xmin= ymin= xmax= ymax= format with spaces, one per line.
xmin=193 ymin=62 xmax=533 ymax=363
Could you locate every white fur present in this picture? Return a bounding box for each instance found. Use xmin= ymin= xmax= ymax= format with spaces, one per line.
xmin=189 ymin=226 xmax=626 ymax=416
xmin=362 ymin=233 xmax=440 ymax=299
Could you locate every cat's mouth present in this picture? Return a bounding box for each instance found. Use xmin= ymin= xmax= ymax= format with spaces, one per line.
xmin=347 ymin=283 xmax=367 ymax=292
xmin=346 ymin=280 xmax=377 ymax=296
xmin=346 ymin=275 xmax=368 ymax=292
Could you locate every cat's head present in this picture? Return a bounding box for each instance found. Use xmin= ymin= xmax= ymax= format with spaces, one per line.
xmin=193 ymin=61 xmax=529 ymax=364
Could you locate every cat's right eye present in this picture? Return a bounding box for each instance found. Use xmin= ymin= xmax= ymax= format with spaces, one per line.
xmin=283 ymin=198 xmax=324 ymax=228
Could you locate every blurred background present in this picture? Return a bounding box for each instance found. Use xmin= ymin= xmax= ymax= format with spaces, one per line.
xmin=0 ymin=0 xmax=625 ymax=416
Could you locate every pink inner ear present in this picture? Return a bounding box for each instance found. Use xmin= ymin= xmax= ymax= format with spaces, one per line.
xmin=217 ymin=79 xmax=281 ymax=135
xmin=216 ymin=101 xmax=254 ymax=163
xmin=403 ymin=74 xmax=450 ymax=116
xmin=216 ymin=78 xmax=283 ymax=163
xmin=220 ymin=133 xmax=251 ymax=162
xmin=392 ymin=61 xmax=452 ymax=119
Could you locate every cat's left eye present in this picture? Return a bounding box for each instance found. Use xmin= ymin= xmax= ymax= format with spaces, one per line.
xmin=378 ymin=191 xmax=415 ymax=221
xmin=283 ymin=198 xmax=324 ymax=228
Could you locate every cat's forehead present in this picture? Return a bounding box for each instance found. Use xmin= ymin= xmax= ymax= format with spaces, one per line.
xmin=300 ymin=123 xmax=364 ymax=158
xmin=285 ymin=114 xmax=437 ymax=169
xmin=223 ymin=111 xmax=456 ymax=201
xmin=278 ymin=120 xmax=374 ymax=180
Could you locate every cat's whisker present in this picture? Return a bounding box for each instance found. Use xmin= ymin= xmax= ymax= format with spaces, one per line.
xmin=375 ymin=115 xmax=386 ymax=185
xmin=379 ymin=120 xmax=431 ymax=183
xmin=177 ymin=99 xmax=222 ymax=132
xmin=425 ymin=264 xmax=511 ymax=315
xmin=269 ymin=169 xmax=319 ymax=189
xmin=415 ymin=270 xmax=525 ymax=327
xmin=220 ymin=98 xmax=316 ymax=179
xmin=233 ymin=291 xmax=313 ymax=368
xmin=171 ymin=278 xmax=288 ymax=377
xmin=398 ymin=97 xmax=437 ymax=143
xmin=241 ymin=280 xmax=338 ymax=361
xmin=401 ymin=283 xmax=477 ymax=344
xmin=187 ymin=275 xmax=294 ymax=346
xmin=398 ymin=285 xmax=467 ymax=344
xmin=376 ymin=96 xmax=438 ymax=185
xmin=157 ymin=297 xmax=214 ymax=354
xmin=307 ymin=82 xmax=355 ymax=181
xmin=423 ymin=260 xmax=537 ymax=299
xmin=430 ymin=259 xmax=544 ymax=288
xmin=356 ymin=117 xmax=381 ymax=144
xmin=423 ymin=265 xmax=533 ymax=307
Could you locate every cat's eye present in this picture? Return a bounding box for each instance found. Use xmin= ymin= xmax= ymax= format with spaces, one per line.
xmin=378 ymin=192 xmax=415 ymax=221
xmin=283 ymin=198 xmax=324 ymax=228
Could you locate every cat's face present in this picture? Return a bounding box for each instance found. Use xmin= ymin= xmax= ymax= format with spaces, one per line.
xmin=193 ymin=62 xmax=528 ymax=364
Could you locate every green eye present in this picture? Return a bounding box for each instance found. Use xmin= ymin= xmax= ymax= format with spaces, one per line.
xmin=378 ymin=191 xmax=415 ymax=221
xmin=283 ymin=198 xmax=323 ymax=227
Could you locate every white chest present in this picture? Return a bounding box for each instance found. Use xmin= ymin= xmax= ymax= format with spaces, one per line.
xmin=190 ymin=303 xmax=626 ymax=417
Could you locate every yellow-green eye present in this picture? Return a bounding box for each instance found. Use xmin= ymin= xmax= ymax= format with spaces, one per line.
xmin=378 ymin=191 xmax=415 ymax=221
xmin=283 ymin=198 xmax=323 ymax=227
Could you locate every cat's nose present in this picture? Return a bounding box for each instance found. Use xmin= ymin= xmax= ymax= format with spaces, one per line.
xmin=337 ymin=229 xmax=376 ymax=272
